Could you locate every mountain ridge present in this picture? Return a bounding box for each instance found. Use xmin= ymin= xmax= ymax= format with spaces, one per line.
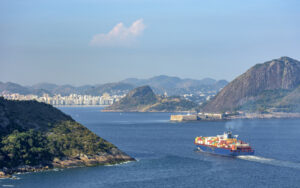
xmin=0 ymin=76 xmax=228 ymax=97
xmin=202 ymin=56 xmax=300 ymax=112
xmin=121 ymin=75 xmax=228 ymax=95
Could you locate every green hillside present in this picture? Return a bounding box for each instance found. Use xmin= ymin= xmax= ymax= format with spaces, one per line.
xmin=0 ymin=97 xmax=133 ymax=175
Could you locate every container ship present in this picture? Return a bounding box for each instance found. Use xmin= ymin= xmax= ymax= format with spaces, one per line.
xmin=195 ymin=131 xmax=254 ymax=156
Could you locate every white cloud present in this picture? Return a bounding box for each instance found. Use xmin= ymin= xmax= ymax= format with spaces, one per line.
xmin=90 ymin=19 xmax=145 ymax=47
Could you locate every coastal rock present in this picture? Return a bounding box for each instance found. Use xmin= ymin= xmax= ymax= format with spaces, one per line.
xmin=0 ymin=171 xmax=12 ymax=178
xmin=52 ymin=153 xmax=134 ymax=168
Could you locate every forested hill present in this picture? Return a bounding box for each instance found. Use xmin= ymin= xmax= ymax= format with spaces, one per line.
xmin=0 ymin=97 xmax=134 ymax=177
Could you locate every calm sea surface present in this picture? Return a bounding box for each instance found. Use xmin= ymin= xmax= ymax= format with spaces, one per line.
xmin=1 ymin=107 xmax=300 ymax=188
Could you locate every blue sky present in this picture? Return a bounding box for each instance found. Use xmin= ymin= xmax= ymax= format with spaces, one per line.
xmin=1 ymin=0 xmax=300 ymax=85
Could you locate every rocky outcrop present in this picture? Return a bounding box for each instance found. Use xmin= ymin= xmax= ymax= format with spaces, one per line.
xmin=104 ymin=85 xmax=158 ymax=112
xmin=53 ymin=149 xmax=134 ymax=168
xmin=203 ymin=57 xmax=300 ymax=112
xmin=0 ymin=149 xmax=134 ymax=178
xmin=0 ymin=170 xmax=12 ymax=178
xmin=104 ymin=85 xmax=198 ymax=112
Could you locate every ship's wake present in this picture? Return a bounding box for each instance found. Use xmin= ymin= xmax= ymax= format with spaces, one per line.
xmin=237 ymin=155 xmax=300 ymax=170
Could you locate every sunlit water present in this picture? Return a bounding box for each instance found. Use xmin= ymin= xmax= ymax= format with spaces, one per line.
xmin=1 ymin=107 xmax=300 ymax=188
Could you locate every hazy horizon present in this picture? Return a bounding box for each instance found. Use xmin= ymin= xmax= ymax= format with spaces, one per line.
xmin=0 ymin=74 xmax=228 ymax=87
xmin=1 ymin=0 xmax=300 ymax=85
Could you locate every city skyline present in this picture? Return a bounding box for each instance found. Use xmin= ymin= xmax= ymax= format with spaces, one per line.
xmin=1 ymin=0 xmax=300 ymax=85
xmin=2 ymin=93 xmax=121 ymax=106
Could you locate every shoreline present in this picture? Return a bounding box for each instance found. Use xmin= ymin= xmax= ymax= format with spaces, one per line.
xmin=228 ymin=112 xmax=300 ymax=120
xmin=0 ymin=153 xmax=135 ymax=179
xmin=55 ymin=105 xmax=109 ymax=107
xmin=102 ymin=109 xmax=196 ymax=113
xmin=171 ymin=112 xmax=300 ymax=122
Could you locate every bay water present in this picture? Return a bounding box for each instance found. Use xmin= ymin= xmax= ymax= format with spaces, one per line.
xmin=1 ymin=107 xmax=300 ymax=188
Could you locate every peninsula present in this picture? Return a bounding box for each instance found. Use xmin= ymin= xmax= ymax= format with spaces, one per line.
xmin=0 ymin=97 xmax=134 ymax=178
xmin=103 ymin=85 xmax=198 ymax=112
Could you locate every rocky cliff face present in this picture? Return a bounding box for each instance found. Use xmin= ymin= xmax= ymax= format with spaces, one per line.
xmin=125 ymin=85 xmax=158 ymax=104
xmin=203 ymin=57 xmax=300 ymax=112
xmin=104 ymin=85 xmax=158 ymax=111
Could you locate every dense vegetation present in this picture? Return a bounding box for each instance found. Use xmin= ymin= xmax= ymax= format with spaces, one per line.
xmin=0 ymin=130 xmax=51 ymax=168
xmin=0 ymin=97 xmax=116 ymax=169
xmin=47 ymin=121 xmax=115 ymax=157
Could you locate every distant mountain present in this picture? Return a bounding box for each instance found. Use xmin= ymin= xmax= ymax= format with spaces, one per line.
xmin=104 ymin=85 xmax=198 ymax=112
xmin=1 ymin=82 xmax=134 ymax=97
xmin=0 ymin=97 xmax=134 ymax=177
xmin=0 ymin=82 xmax=32 ymax=95
xmin=202 ymin=57 xmax=300 ymax=112
xmin=121 ymin=75 xmax=228 ymax=95
xmin=31 ymin=83 xmax=59 ymax=91
xmin=31 ymin=83 xmax=84 ymax=95
xmin=31 ymin=82 xmax=135 ymax=96
xmin=122 ymin=75 xmax=219 ymax=88
xmin=0 ymin=82 xmax=50 ymax=96
xmin=84 ymin=82 xmax=135 ymax=96
xmin=0 ymin=75 xmax=227 ymax=97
